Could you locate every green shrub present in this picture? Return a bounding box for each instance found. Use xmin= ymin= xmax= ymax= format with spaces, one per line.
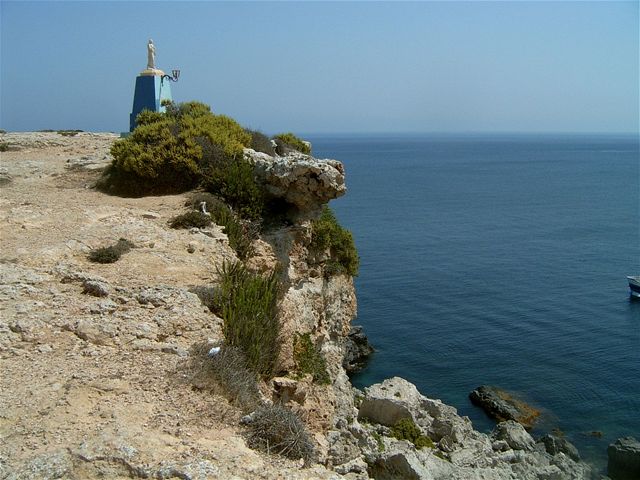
xmin=0 ymin=142 xmax=8 ymax=152
xmin=310 ymin=206 xmax=359 ymax=276
xmin=103 ymin=101 xmax=251 ymax=196
xmin=169 ymin=210 xmax=212 ymax=229
xmin=217 ymin=261 xmax=281 ymax=377
xmin=246 ymin=404 xmax=316 ymax=463
xmin=273 ymin=133 xmax=311 ymax=155
xmin=293 ymin=333 xmax=330 ymax=385
xmin=188 ymin=342 xmax=261 ymax=412
xmin=88 ymin=238 xmax=135 ymax=264
xmin=202 ymin=152 xmax=265 ymax=221
xmin=246 ymin=129 xmax=276 ymax=156
xmin=390 ymin=418 xmax=434 ymax=449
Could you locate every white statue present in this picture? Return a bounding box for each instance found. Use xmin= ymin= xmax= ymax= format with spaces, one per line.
xmin=147 ymin=39 xmax=156 ymax=69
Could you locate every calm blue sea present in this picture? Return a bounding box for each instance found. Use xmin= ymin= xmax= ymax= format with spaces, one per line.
xmin=309 ymin=133 xmax=639 ymax=470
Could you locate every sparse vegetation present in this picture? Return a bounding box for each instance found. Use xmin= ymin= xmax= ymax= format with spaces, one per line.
xmin=187 ymin=192 xmax=257 ymax=259
xmin=0 ymin=142 xmax=8 ymax=152
xmin=169 ymin=210 xmax=212 ymax=229
xmin=188 ymin=342 xmax=261 ymax=412
xmin=217 ymin=261 xmax=281 ymax=377
xmin=310 ymin=206 xmax=359 ymax=276
xmin=293 ymin=333 xmax=330 ymax=385
xmin=246 ymin=129 xmax=276 ymax=156
xmin=246 ymin=404 xmax=316 ymax=463
xmin=88 ymin=238 xmax=135 ymax=264
xmin=273 ymin=133 xmax=311 ymax=155
xmin=372 ymin=431 xmax=386 ymax=452
xmin=390 ymin=418 xmax=434 ymax=449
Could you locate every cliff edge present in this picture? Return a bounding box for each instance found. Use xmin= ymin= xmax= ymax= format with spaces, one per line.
xmin=0 ymin=132 xmax=595 ymax=479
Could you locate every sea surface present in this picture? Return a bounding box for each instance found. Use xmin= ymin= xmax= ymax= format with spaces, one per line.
xmin=309 ymin=133 xmax=639 ymax=470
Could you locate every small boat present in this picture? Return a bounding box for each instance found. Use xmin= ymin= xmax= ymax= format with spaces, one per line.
xmin=627 ymin=276 xmax=640 ymax=299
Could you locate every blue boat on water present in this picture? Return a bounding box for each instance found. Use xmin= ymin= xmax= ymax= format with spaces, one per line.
xmin=628 ymin=276 xmax=640 ymax=299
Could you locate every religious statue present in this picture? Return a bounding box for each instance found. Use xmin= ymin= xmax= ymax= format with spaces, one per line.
xmin=147 ymin=39 xmax=156 ymax=70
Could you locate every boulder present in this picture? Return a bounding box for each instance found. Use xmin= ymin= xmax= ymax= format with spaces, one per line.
xmin=608 ymin=436 xmax=640 ymax=480
xmin=491 ymin=421 xmax=535 ymax=451
xmin=537 ymin=434 xmax=580 ymax=461
xmin=246 ymin=149 xmax=346 ymax=215
xmin=82 ymin=279 xmax=110 ymax=297
xmin=357 ymin=377 xmax=424 ymax=427
xmin=343 ymin=325 xmax=374 ymax=373
xmin=469 ymin=386 xmax=540 ymax=429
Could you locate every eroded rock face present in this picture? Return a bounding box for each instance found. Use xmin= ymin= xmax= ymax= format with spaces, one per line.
xmin=246 ymin=149 xmax=347 ymax=216
xmin=343 ymin=325 xmax=373 ymax=374
xmin=608 ymin=436 xmax=640 ymax=480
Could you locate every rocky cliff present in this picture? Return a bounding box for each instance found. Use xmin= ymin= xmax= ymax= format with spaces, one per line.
xmin=0 ymin=132 xmax=596 ymax=479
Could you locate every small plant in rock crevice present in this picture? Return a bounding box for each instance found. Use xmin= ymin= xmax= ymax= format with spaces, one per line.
xmin=293 ymin=333 xmax=330 ymax=385
xmin=390 ymin=418 xmax=434 ymax=449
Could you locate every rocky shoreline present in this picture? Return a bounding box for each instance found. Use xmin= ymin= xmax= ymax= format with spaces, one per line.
xmin=0 ymin=132 xmax=635 ymax=479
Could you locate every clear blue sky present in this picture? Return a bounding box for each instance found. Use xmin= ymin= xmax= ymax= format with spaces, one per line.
xmin=1 ymin=1 xmax=638 ymax=134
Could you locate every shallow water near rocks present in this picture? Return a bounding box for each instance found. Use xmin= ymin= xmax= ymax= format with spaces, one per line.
xmin=310 ymin=133 xmax=640 ymax=471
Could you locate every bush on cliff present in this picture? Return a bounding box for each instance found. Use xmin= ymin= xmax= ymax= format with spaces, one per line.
xmin=310 ymin=206 xmax=359 ymax=277
xmin=293 ymin=333 xmax=330 ymax=385
xmin=273 ymin=132 xmax=311 ymax=155
xmin=100 ymin=101 xmax=255 ymax=198
xmin=217 ymin=261 xmax=281 ymax=377
xmin=169 ymin=210 xmax=213 ymax=229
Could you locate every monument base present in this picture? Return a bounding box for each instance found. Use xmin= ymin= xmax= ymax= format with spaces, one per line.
xmin=129 ymin=73 xmax=172 ymax=132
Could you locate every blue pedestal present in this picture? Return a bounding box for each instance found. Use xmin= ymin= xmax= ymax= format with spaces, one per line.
xmin=129 ymin=74 xmax=172 ymax=132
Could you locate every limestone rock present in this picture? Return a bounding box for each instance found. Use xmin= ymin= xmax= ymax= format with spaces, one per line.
xmin=247 ymin=149 xmax=346 ymax=214
xmin=491 ymin=421 xmax=535 ymax=451
xmin=608 ymin=436 xmax=640 ymax=480
xmin=82 ymin=279 xmax=110 ymax=297
xmin=358 ymin=377 xmax=424 ymax=427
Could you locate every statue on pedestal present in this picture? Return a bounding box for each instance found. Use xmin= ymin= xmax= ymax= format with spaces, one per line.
xmin=147 ymin=39 xmax=156 ymax=70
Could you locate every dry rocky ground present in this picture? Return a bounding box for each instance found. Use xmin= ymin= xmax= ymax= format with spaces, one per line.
xmin=0 ymin=132 xmax=341 ymax=479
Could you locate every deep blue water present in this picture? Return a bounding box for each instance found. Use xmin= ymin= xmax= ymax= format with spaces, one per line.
xmin=309 ymin=133 xmax=639 ymax=470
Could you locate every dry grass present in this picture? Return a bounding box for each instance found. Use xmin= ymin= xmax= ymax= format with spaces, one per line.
xmin=187 ymin=343 xmax=261 ymax=413
xmin=245 ymin=404 xmax=316 ymax=464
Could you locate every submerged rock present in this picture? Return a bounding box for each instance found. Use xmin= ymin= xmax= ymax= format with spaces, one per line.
xmin=608 ymin=436 xmax=640 ymax=480
xmin=469 ymin=385 xmax=540 ymax=429
xmin=343 ymin=325 xmax=373 ymax=374
xmin=538 ymin=434 xmax=580 ymax=461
